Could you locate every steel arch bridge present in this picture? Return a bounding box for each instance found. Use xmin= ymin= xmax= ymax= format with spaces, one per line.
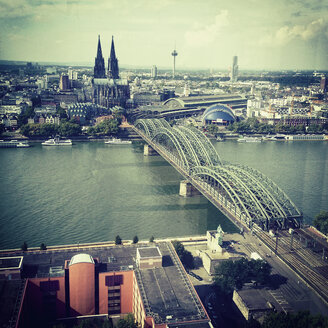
xmin=134 ymin=119 xmax=302 ymax=231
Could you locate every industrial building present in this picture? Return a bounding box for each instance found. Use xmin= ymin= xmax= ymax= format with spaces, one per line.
xmin=0 ymin=242 xmax=211 ymax=328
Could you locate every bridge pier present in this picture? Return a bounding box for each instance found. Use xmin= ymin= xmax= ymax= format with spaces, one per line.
xmin=144 ymin=144 xmax=158 ymax=156
xmin=179 ymin=180 xmax=201 ymax=197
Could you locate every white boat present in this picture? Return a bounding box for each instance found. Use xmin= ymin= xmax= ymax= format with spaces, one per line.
xmin=42 ymin=137 xmax=72 ymax=146
xmin=237 ymin=136 xmax=262 ymax=143
xmin=105 ymin=138 xmax=132 ymax=145
xmin=266 ymin=134 xmax=286 ymax=141
xmin=16 ymin=142 xmax=30 ymax=148
xmin=0 ymin=140 xmax=30 ymax=148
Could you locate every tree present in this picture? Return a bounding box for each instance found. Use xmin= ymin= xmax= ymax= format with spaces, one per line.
xmin=115 ymin=235 xmax=122 ymax=245
xmin=313 ymin=211 xmax=328 ymax=235
xmin=172 ymin=240 xmax=194 ymax=269
xmin=17 ymin=106 xmax=35 ymax=127
xmin=40 ymin=243 xmax=47 ymax=250
xmin=0 ymin=123 xmax=5 ymax=135
xmin=21 ymin=241 xmax=28 ymax=251
xmin=149 ymin=236 xmax=155 ymax=243
xmin=58 ymin=122 xmax=81 ymax=137
xmin=261 ymin=310 xmax=328 ymax=328
xmin=213 ymin=258 xmax=272 ymax=295
xmin=116 ymin=314 xmax=137 ymax=328
xmin=132 ymin=235 xmax=138 ymax=244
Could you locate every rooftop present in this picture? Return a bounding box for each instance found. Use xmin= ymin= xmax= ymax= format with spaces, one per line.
xmin=1 ymin=242 xmax=209 ymax=326
xmin=0 ymin=256 xmax=23 ymax=270
xmin=137 ymin=247 xmax=162 ymax=258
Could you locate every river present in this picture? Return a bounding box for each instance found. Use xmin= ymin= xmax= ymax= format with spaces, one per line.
xmin=0 ymin=140 xmax=327 ymax=249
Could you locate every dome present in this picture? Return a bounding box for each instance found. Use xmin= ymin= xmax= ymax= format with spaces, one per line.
xmin=203 ymin=104 xmax=235 ymax=123
xmin=69 ymin=253 xmax=94 ymax=266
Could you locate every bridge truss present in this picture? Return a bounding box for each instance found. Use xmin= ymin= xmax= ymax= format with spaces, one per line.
xmin=135 ymin=119 xmax=302 ymax=231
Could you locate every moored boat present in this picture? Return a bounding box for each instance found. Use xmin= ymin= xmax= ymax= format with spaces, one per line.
xmin=105 ymin=138 xmax=132 ymax=145
xmin=237 ymin=136 xmax=262 ymax=143
xmin=42 ymin=137 xmax=72 ymax=146
xmin=0 ymin=140 xmax=30 ymax=148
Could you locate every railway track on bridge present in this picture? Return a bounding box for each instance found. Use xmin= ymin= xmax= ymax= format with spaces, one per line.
xmin=132 ymin=120 xmax=328 ymax=305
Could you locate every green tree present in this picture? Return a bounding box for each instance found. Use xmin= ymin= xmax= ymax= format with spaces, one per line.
xmin=40 ymin=243 xmax=47 ymax=250
xmin=132 ymin=235 xmax=138 ymax=244
xmin=21 ymin=241 xmax=28 ymax=251
xmin=115 ymin=235 xmax=122 ymax=245
xmin=313 ymin=211 xmax=328 ymax=235
xmin=116 ymin=314 xmax=137 ymax=328
xmin=261 ymin=310 xmax=328 ymax=328
xmin=17 ymin=107 xmax=35 ymax=127
xmin=59 ymin=122 xmax=81 ymax=137
xmin=172 ymin=240 xmax=194 ymax=269
xmin=0 ymin=123 xmax=5 ymax=135
xmin=149 ymin=236 xmax=155 ymax=243
xmin=207 ymin=124 xmax=219 ymax=135
xmin=213 ymin=258 xmax=271 ymax=295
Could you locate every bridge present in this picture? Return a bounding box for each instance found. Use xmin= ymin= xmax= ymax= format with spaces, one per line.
xmin=133 ymin=118 xmax=302 ymax=232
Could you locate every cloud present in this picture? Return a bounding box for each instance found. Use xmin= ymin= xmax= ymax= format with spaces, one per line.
xmin=184 ymin=10 xmax=229 ymax=47
xmin=260 ymin=18 xmax=328 ymax=46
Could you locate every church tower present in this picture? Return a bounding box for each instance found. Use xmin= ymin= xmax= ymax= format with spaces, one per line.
xmin=94 ymin=35 xmax=106 ymax=78
xmin=108 ymin=36 xmax=119 ymax=79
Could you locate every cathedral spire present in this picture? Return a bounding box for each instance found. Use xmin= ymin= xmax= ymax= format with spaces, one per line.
xmin=108 ymin=36 xmax=119 ymax=79
xmin=94 ymin=35 xmax=106 ymax=78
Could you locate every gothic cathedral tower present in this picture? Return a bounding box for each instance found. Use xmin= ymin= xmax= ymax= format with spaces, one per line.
xmin=108 ymin=36 xmax=119 ymax=79
xmin=94 ymin=35 xmax=106 ymax=78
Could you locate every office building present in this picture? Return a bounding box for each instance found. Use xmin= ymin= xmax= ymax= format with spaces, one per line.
xmin=0 ymin=242 xmax=211 ymax=328
xmin=151 ymin=65 xmax=158 ymax=78
xmin=230 ymin=56 xmax=238 ymax=82
xmin=59 ymin=74 xmax=70 ymax=91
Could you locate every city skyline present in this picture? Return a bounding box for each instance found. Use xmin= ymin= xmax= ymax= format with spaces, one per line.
xmin=0 ymin=0 xmax=328 ymax=71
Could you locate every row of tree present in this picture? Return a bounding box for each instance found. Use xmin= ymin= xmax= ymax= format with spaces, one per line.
xmin=213 ymin=258 xmax=272 ymax=294
xmin=53 ymin=313 xmax=136 ymax=328
xmin=245 ymin=310 xmax=328 ymax=328
xmin=20 ymin=121 xmax=82 ymax=137
xmin=115 ymin=235 xmax=155 ymax=245
xmin=172 ymin=240 xmax=194 ymax=269
xmin=313 ymin=211 xmax=328 ymax=235
xmin=87 ymin=118 xmax=120 ymax=136
xmin=224 ymin=118 xmax=328 ymax=134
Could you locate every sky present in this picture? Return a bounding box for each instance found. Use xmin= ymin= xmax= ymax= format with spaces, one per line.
xmin=0 ymin=0 xmax=328 ymax=71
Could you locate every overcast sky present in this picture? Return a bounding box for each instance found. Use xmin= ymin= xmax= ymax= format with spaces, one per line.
xmin=0 ymin=0 xmax=328 ymax=70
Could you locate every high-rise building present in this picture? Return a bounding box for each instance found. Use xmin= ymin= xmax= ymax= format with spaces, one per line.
xmin=230 ymin=56 xmax=238 ymax=82
xmin=320 ymin=76 xmax=327 ymax=93
xmin=92 ymin=35 xmax=130 ymax=108
xmin=151 ymin=65 xmax=157 ymax=78
xmin=94 ymin=35 xmax=106 ymax=78
xmin=171 ymin=47 xmax=178 ymax=79
xmin=59 ymin=74 xmax=70 ymax=91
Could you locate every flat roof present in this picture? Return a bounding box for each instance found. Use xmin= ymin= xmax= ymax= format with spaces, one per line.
xmin=235 ymin=288 xmax=273 ymax=310
xmin=0 ymin=257 xmax=23 ymax=270
xmin=6 ymin=242 xmax=208 ymax=325
xmin=137 ymin=247 xmax=162 ymax=258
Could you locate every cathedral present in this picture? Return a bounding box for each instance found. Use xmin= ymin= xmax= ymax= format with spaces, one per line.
xmin=92 ymin=35 xmax=130 ymax=108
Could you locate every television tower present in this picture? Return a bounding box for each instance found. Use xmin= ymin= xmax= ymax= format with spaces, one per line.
xmin=171 ymin=46 xmax=178 ymax=79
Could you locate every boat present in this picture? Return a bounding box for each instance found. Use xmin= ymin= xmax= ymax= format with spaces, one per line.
xmin=0 ymin=140 xmax=30 ymax=148
xmin=105 ymin=138 xmax=132 ymax=145
xmin=266 ymin=134 xmax=286 ymax=141
xmin=16 ymin=142 xmax=30 ymax=148
xmin=237 ymin=136 xmax=262 ymax=143
xmin=42 ymin=137 xmax=72 ymax=146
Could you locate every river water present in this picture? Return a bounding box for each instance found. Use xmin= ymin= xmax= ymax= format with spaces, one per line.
xmin=0 ymin=140 xmax=327 ymax=249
